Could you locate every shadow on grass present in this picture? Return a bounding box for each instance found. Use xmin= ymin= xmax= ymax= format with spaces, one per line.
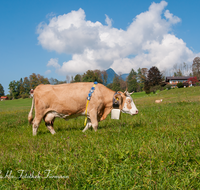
xmin=36 ymin=120 xmax=143 ymax=135
xmin=98 ymin=120 xmax=143 ymax=131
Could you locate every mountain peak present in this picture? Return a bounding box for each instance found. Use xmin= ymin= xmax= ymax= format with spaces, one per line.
xmin=106 ymin=68 xmax=117 ymax=84
xmin=105 ymin=68 xmax=128 ymax=84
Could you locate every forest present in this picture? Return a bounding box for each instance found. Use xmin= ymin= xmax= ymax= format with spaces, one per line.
xmin=0 ymin=57 xmax=200 ymax=99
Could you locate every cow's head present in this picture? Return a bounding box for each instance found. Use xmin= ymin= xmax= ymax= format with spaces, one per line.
xmin=114 ymin=91 xmax=138 ymax=115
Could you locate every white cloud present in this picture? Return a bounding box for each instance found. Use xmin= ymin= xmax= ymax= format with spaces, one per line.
xmin=47 ymin=58 xmax=60 ymax=68
xmin=45 ymin=70 xmax=51 ymax=75
xmin=37 ymin=1 xmax=199 ymax=75
xmin=164 ymin=10 xmax=181 ymax=24
xmin=105 ymin=14 xmax=112 ymax=27
xmin=46 ymin=12 xmax=56 ymax=19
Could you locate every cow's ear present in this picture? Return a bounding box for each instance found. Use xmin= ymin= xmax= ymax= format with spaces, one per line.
xmin=124 ymin=90 xmax=129 ymax=96
xmin=124 ymin=88 xmax=127 ymax=94
xmin=124 ymin=90 xmax=133 ymax=96
xmin=114 ymin=94 xmax=123 ymax=109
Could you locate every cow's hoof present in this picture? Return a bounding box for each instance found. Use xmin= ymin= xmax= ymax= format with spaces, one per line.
xmin=50 ymin=130 xmax=56 ymax=135
xmin=33 ymin=129 xmax=37 ymax=136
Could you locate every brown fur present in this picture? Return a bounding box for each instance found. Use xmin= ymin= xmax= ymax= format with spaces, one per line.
xmin=28 ymin=82 xmax=128 ymax=135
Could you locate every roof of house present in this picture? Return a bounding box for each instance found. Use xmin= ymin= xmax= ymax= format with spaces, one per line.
xmin=0 ymin=96 xmax=8 ymax=99
xmin=165 ymin=76 xmax=191 ymax=82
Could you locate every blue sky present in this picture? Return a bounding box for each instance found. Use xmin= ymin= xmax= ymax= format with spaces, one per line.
xmin=0 ymin=0 xmax=200 ymax=94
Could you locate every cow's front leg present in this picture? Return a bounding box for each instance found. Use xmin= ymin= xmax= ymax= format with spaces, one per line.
xmin=82 ymin=119 xmax=92 ymax=132
xmin=89 ymin=111 xmax=98 ymax=132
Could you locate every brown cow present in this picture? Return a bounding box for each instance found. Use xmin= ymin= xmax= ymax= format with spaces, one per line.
xmin=28 ymin=82 xmax=138 ymax=135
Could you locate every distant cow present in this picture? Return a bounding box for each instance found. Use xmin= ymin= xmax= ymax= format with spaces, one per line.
xmin=29 ymin=89 xmax=34 ymax=98
xmin=28 ymin=82 xmax=138 ymax=135
xmin=155 ymin=99 xmax=163 ymax=103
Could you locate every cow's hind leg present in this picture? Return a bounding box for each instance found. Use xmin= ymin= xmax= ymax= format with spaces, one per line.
xmin=32 ymin=117 xmax=42 ymax=136
xmin=33 ymin=123 xmax=38 ymax=136
xmin=44 ymin=112 xmax=56 ymax=135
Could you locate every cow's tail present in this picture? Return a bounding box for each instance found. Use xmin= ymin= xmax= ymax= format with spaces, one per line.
xmin=28 ymin=96 xmax=34 ymax=125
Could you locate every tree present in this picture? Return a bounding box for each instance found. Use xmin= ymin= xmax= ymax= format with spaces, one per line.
xmin=19 ymin=78 xmax=25 ymax=96
xmin=82 ymin=70 xmax=95 ymax=82
xmin=117 ymin=73 xmax=127 ymax=91
xmin=187 ymin=76 xmax=199 ymax=85
xmin=144 ymin=80 xmax=151 ymax=94
xmin=182 ymin=62 xmax=191 ymax=76
xmin=192 ymin=57 xmax=200 ymax=80
xmin=49 ymin=78 xmax=59 ymax=85
xmin=147 ymin=66 xmax=162 ymax=87
xmin=119 ymin=78 xmax=127 ymax=92
xmin=94 ymin=70 xmax=103 ymax=83
xmin=23 ymin=77 xmax=30 ymax=94
xmin=163 ymin=62 xmax=192 ymax=77
xmin=137 ymin=68 xmax=142 ymax=82
xmin=0 ymin=83 xmax=4 ymax=96
xmin=102 ymin=70 xmax=108 ymax=85
xmin=71 ymin=76 xmax=74 ymax=83
xmin=112 ymin=74 xmax=121 ymax=91
xmin=8 ymin=74 xmax=50 ymax=99
xmin=174 ymin=69 xmax=183 ymax=77
xmin=141 ymin=68 xmax=148 ymax=79
xmin=8 ymin=78 xmax=30 ymax=99
xmin=29 ymin=73 xmax=39 ymax=89
xmin=82 ymin=70 xmax=103 ymax=83
xmin=29 ymin=73 xmax=50 ymax=89
xmin=127 ymin=69 xmax=138 ymax=92
xmin=37 ymin=74 xmax=49 ymax=84
xmin=72 ymin=69 xmax=107 ymax=84
xmin=73 ymin=74 xmax=82 ymax=82
xmin=66 ymin=75 xmax=70 ymax=83
xmin=182 ymin=82 xmax=189 ymax=87
xmin=173 ymin=63 xmax=183 ymax=76
xmin=106 ymin=83 xmax=113 ymax=90
xmin=144 ymin=66 xmax=162 ymax=94
xmin=177 ymin=82 xmax=184 ymax=88
xmin=137 ymin=68 xmax=148 ymax=91
xmin=9 ymin=80 xmax=20 ymax=99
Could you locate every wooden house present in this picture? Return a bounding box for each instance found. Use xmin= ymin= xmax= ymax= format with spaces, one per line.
xmin=165 ymin=76 xmax=192 ymax=87
xmin=0 ymin=96 xmax=8 ymax=101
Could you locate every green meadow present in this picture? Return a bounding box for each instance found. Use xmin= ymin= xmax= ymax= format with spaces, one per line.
xmin=0 ymin=87 xmax=200 ymax=189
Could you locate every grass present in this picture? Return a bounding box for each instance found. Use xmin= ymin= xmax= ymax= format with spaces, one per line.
xmin=0 ymin=98 xmax=32 ymax=112
xmin=0 ymin=87 xmax=200 ymax=189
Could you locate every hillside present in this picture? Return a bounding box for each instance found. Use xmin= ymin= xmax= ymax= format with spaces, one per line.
xmin=0 ymin=87 xmax=200 ymax=189
xmin=133 ymin=86 xmax=200 ymax=108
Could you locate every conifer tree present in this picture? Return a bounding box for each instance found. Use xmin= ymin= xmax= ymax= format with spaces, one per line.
xmin=144 ymin=66 xmax=162 ymax=94
xmin=127 ymin=69 xmax=138 ymax=92
xmin=192 ymin=57 xmax=200 ymax=80
xmin=112 ymin=74 xmax=121 ymax=91
xmin=0 ymin=83 xmax=4 ymax=96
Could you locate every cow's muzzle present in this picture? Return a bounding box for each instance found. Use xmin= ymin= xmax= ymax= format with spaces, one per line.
xmin=132 ymin=110 xmax=139 ymax=115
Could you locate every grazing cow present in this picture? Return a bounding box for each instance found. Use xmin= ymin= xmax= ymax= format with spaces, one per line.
xmin=28 ymin=82 xmax=138 ymax=135
xmin=155 ymin=99 xmax=163 ymax=103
